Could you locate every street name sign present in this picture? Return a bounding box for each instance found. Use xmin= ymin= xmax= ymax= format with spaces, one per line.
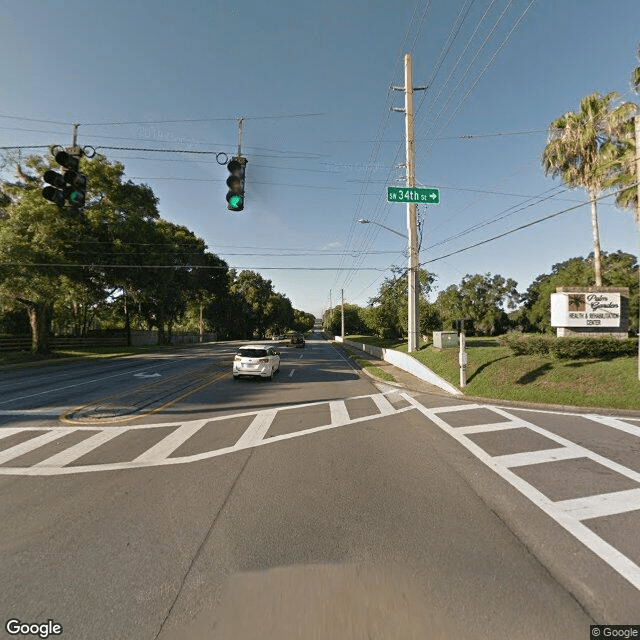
xmin=387 ymin=186 xmax=440 ymax=204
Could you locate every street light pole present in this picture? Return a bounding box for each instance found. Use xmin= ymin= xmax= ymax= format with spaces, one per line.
xmin=357 ymin=219 xmax=405 ymax=239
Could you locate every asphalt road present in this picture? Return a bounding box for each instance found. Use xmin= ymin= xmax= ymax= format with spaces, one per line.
xmin=1 ymin=337 xmax=639 ymax=639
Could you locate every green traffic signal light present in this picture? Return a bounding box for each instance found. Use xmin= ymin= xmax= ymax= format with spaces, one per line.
xmin=227 ymin=194 xmax=243 ymax=209
xmin=226 ymin=157 xmax=247 ymax=212
xmin=41 ymin=150 xmax=87 ymax=209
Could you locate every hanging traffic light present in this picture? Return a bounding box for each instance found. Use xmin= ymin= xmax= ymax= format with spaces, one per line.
xmin=42 ymin=150 xmax=86 ymax=209
xmin=226 ymin=156 xmax=247 ymax=212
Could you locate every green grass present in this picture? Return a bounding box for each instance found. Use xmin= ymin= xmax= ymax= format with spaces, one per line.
xmin=0 ymin=343 xmax=197 ymax=368
xmin=345 ymin=335 xmax=640 ymax=410
xmin=333 ymin=343 xmax=396 ymax=383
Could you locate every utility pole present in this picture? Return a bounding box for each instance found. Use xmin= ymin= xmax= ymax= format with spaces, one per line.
xmin=635 ymin=115 xmax=640 ymax=380
xmin=341 ymin=289 xmax=345 ymax=340
xmin=405 ymin=54 xmax=419 ymax=353
xmin=392 ymin=54 xmax=426 ymax=352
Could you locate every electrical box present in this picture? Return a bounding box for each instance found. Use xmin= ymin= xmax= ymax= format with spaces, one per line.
xmin=433 ymin=331 xmax=459 ymax=349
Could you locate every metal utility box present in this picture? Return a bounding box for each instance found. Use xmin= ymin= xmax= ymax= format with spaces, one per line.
xmin=433 ymin=331 xmax=459 ymax=349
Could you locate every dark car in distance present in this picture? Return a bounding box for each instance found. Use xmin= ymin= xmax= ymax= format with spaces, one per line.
xmin=290 ymin=333 xmax=305 ymax=348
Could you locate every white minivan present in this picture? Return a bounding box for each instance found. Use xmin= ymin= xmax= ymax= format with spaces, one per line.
xmin=233 ymin=345 xmax=280 ymax=380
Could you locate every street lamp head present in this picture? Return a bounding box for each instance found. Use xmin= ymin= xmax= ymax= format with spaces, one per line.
xmin=357 ymin=219 xmax=370 ymax=224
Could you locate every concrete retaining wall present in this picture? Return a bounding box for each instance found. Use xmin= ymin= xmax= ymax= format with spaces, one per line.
xmin=336 ymin=337 xmax=462 ymax=395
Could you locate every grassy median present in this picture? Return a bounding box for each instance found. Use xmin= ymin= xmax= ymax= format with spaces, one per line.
xmin=346 ymin=335 xmax=640 ymax=410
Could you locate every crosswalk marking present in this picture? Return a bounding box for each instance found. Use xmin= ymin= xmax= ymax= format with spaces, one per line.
xmin=329 ymin=400 xmax=350 ymax=425
xmin=555 ymin=488 xmax=640 ymax=521
xmin=491 ymin=446 xmax=583 ymax=468
xmin=133 ymin=420 xmax=208 ymax=462
xmin=401 ymin=393 xmax=640 ymax=593
xmin=0 ymin=430 xmax=67 ymax=465
xmin=370 ymin=393 xmax=395 ymax=416
xmin=34 ymin=429 xmax=125 ymax=468
xmin=235 ymin=410 xmax=278 ymax=448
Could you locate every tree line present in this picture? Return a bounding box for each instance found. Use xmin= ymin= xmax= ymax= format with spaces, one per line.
xmin=0 ymin=153 xmax=314 ymax=353
xmin=323 ymin=252 xmax=638 ymax=339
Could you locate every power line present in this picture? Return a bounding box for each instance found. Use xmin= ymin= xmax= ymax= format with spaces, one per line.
xmin=423 ymin=187 xmax=634 ymax=265
xmin=1 ymin=263 xmax=389 ymax=271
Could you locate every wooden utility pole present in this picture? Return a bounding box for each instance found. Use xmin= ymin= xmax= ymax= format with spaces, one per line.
xmin=635 ymin=115 xmax=640 ymax=380
xmin=404 ymin=54 xmax=419 ymax=353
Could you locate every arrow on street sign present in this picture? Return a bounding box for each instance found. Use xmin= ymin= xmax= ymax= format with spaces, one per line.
xmin=387 ymin=186 xmax=440 ymax=204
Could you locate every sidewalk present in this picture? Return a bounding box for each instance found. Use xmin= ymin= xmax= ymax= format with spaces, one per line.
xmin=336 ymin=342 xmax=457 ymax=397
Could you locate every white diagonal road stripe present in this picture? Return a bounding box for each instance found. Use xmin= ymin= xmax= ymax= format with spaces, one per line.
xmin=134 ymin=420 xmax=208 ymax=462
xmin=0 ymin=430 xmax=66 ymax=465
xmin=34 ymin=429 xmax=125 ymax=468
xmin=235 ymin=410 xmax=278 ymax=448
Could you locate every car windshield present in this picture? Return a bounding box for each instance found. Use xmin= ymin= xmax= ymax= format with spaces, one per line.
xmin=238 ymin=349 xmax=268 ymax=358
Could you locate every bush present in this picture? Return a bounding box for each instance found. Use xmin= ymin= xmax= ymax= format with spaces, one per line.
xmin=549 ymin=336 xmax=638 ymax=360
xmin=501 ymin=332 xmax=639 ymax=360
xmin=499 ymin=333 xmax=552 ymax=355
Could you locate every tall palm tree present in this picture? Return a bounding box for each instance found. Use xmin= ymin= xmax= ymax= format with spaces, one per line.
xmin=608 ymin=46 xmax=640 ymax=222
xmin=542 ymin=92 xmax=636 ymax=286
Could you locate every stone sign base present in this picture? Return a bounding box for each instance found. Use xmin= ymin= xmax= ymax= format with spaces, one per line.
xmin=554 ymin=287 xmax=629 ymax=339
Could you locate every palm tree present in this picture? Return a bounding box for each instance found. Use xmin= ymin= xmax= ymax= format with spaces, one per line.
xmin=608 ymin=46 xmax=640 ymax=223
xmin=542 ymin=92 xmax=637 ymax=286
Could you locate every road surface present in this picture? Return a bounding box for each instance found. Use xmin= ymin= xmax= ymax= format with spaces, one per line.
xmin=0 ymin=337 xmax=639 ymax=639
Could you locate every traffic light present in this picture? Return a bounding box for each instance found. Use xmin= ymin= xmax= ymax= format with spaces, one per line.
xmin=226 ymin=156 xmax=247 ymax=212
xmin=42 ymin=150 xmax=86 ymax=209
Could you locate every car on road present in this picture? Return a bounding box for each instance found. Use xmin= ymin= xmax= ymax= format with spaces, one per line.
xmin=290 ymin=333 xmax=305 ymax=348
xmin=233 ymin=345 xmax=280 ymax=380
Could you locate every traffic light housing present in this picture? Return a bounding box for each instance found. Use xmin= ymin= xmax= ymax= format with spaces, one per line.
xmin=226 ymin=156 xmax=247 ymax=212
xmin=42 ymin=150 xmax=86 ymax=209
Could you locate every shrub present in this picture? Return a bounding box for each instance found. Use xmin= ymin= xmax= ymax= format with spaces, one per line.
xmin=499 ymin=332 xmax=552 ymax=355
xmin=549 ymin=337 xmax=638 ymax=360
xmin=501 ymin=333 xmax=638 ymax=360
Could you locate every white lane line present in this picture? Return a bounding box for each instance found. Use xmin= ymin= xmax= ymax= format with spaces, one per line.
xmin=371 ymin=393 xmax=395 ymax=416
xmin=288 ymin=369 xmax=295 ymax=378
xmin=134 ymin=420 xmax=208 ymax=462
xmin=555 ymin=488 xmax=640 ymax=521
xmin=34 ymin=429 xmax=126 ymax=467
xmin=234 ymin=409 xmax=278 ymax=448
xmin=492 ymin=447 xmax=584 ymax=468
xmin=402 ymin=393 xmax=640 ymax=592
xmin=0 ymin=431 xmax=66 ymax=465
xmin=298 ymin=354 xmax=304 ymax=359
xmin=329 ymin=400 xmax=350 ymax=425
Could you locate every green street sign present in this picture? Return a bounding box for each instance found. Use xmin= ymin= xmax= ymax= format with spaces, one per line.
xmin=387 ymin=186 xmax=440 ymax=204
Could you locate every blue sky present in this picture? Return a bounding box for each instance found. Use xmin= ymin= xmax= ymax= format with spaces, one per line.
xmin=1 ymin=0 xmax=638 ymax=318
